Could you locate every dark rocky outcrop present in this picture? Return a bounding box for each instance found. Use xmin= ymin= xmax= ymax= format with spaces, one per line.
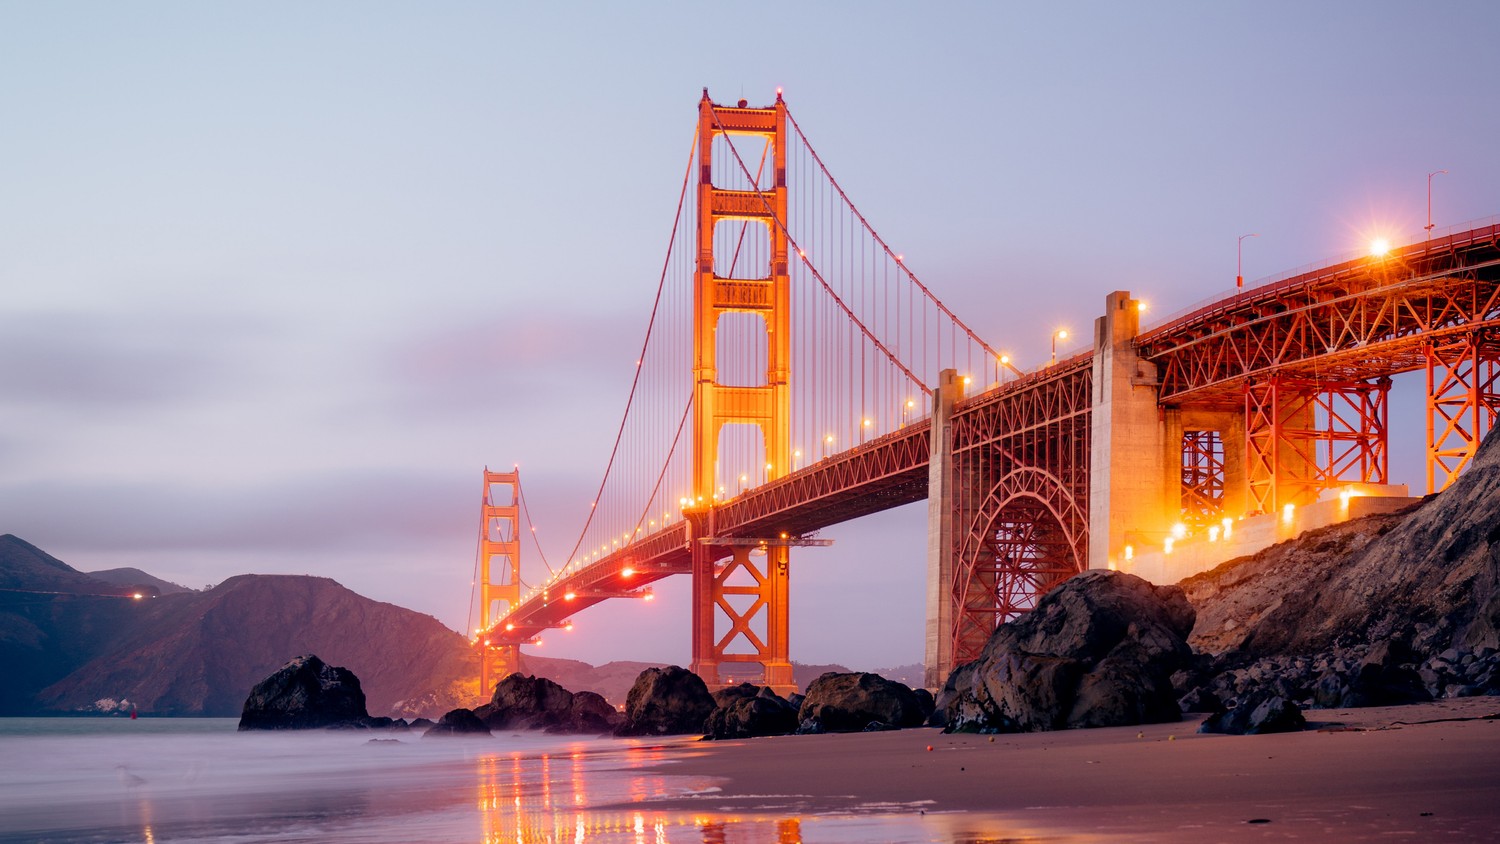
xmin=475 ymin=674 xmax=621 ymax=734
xmin=482 ymin=674 xmax=577 ymax=730
xmin=939 ymin=570 xmax=1195 ymax=733
xmin=423 ymin=707 xmax=491 ymax=737
xmin=566 ymin=690 xmax=624 ymax=734
xmin=237 ymin=655 xmax=369 ymax=730
xmin=1183 ymin=426 xmax=1500 ymax=714
xmin=797 ymin=672 xmax=926 ymax=733
xmin=705 ymin=687 xmax=799 ymax=739
xmin=1199 ymin=690 xmax=1305 ymax=735
xmin=615 ymin=666 xmax=716 ymax=736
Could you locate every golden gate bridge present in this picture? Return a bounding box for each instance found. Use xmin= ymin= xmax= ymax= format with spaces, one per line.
xmin=469 ymin=90 xmax=1500 ymax=694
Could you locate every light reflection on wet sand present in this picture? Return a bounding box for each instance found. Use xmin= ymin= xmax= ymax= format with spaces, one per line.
xmin=0 ymin=719 xmax=1072 ymax=843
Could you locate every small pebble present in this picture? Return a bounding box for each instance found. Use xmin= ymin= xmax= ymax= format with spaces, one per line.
xmin=926 ymin=745 xmax=933 ymax=752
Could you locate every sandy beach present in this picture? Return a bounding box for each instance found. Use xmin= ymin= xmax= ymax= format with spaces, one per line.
xmin=621 ymin=697 xmax=1500 ymax=841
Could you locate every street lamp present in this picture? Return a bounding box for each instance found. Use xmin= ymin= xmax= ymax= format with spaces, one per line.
xmin=1426 ymin=169 xmax=1448 ymax=234
xmin=1237 ymin=233 xmax=1259 ymax=289
xmin=1050 ymin=328 xmax=1069 ymax=366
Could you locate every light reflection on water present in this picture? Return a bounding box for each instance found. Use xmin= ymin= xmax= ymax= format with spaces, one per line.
xmin=0 ymin=718 xmax=1071 ymax=843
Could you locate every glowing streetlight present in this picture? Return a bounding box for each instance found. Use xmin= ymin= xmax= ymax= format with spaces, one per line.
xmin=1369 ymin=237 xmax=1391 ymax=258
xmin=1049 ymin=329 xmax=1069 ymax=366
xmin=1426 ymin=169 xmax=1448 ymax=234
xmin=1237 ymin=233 xmax=1259 ymax=289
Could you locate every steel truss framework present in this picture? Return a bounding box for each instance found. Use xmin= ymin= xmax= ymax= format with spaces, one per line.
xmin=1140 ymin=226 xmax=1500 ymax=406
xmin=947 ymin=356 xmax=1092 ymax=664
xmin=1244 ymin=375 xmax=1390 ymax=513
xmin=1180 ymin=430 xmax=1225 ymax=527
xmin=1426 ymin=330 xmax=1500 ymax=492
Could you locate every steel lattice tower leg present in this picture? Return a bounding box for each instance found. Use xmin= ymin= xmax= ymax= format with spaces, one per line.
xmin=1245 ymin=375 xmax=1390 ymax=514
xmin=1180 ymin=430 xmax=1225 ymax=527
xmin=1426 ymin=332 xmax=1500 ymax=493
xmin=689 ymin=91 xmax=793 ymax=692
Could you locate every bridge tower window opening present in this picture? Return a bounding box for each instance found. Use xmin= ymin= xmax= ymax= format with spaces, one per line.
xmin=714 ymin=312 xmax=770 ymax=388
xmin=715 ymin=422 xmax=769 ymax=493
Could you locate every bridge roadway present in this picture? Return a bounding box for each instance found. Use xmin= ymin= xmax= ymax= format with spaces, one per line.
xmin=484 ymin=222 xmax=1500 ymax=664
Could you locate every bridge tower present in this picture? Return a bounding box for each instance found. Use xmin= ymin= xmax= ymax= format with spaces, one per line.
xmin=476 ymin=469 xmax=522 ymax=695
xmin=689 ymin=91 xmax=794 ymax=691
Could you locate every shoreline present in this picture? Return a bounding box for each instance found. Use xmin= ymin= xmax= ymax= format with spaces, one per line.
xmin=613 ymin=697 xmax=1500 ymax=841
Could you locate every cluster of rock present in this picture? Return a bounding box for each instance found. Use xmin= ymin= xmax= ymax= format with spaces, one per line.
xmin=615 ymin=665 xmax=932 ymax=739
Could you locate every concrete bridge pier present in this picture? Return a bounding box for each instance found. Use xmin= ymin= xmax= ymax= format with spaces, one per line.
xmin=1088 ymin=291 xmax=1175 ymax=570
xmin=924 ymin=368 xmax=962 ymax=689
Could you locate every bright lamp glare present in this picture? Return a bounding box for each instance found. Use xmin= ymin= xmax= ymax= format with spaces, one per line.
xmin=1369 ymin=238 xmax=1391 ymax=257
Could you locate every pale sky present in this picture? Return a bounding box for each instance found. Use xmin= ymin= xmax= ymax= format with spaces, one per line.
xmin=3 ymin=1 xmax=1498 ymax=670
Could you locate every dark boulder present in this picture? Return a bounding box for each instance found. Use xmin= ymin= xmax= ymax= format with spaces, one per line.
xmin=238 ymin=654 xmax=369 ymax=730
xmin=615 ymin=666 xmax=716 ymax=736
xmin=562 ymin=690 xmax=622 ymax=734
xmin=484 ymin=674 xmax=577 ymax=730
xmin=796 ymin=672 xmax=926 ymax=733
xmin=711 ymin=682 xmax=762 ymax=709
xmin=704 ymin=687 xmax=798 ymax=739
xmin=1343 ymin=641 xmax=1432 ymax=707
xmin=1199 ymin=691 xmax=1305 ymax=735
xmin=423 ymin=707 xmax=491 ymax=737
xmin=912 ymin=688 xmax=936 ymax=720
xmin=1179 ymin=687 xmax=1226 ymax=714
xmin=938 ymin=571 xmax=1195 ymax=733
xmin=409 ymin=717 xmax=435 ymax=730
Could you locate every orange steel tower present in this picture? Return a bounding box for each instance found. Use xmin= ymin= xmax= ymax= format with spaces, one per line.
xmin=689 ymin=91 xmax=794 ymax=691
xmin=476 ymin=469 xmax=521 ymax=695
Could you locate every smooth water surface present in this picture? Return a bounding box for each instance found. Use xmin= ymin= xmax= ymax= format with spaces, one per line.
xmin=0 ymin=718 xmax=1064 ymax=843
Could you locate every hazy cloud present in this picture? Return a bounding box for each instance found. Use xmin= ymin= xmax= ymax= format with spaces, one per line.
xmin=0 ymin=310 xmax=260 ymax=409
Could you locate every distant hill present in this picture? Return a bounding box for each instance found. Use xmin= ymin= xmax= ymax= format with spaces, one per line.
xmin=0 ymin=536 xmax=479 ymax=717
xmin=86 ymin=567 xmax=194 ymax=596
xmin=37 ymin=574 xmax=478 ymax=717
xmin=0 ymin=534 xmax=127 ymax=595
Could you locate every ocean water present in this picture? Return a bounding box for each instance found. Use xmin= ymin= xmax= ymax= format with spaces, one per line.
xmin=0 ymin=719 xmax=1058 ymax=844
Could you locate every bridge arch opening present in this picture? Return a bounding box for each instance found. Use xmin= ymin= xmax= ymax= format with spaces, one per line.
xmin=953 ymin=467 xmax=1086 ymax=665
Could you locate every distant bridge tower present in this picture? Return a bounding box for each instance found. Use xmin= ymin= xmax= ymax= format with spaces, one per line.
xmin=689 ymin=91 xmax=794 ymax=691
xmin=477 ymin=469 xmax=521 ymax=695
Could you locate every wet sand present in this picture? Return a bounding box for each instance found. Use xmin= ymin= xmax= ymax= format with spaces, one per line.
xmin=626 ymin=697 xmax=1500 ymax=841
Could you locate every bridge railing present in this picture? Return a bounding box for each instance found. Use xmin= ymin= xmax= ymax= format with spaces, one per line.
xmin=1139 ymin=215 xmax=1500 ymax=340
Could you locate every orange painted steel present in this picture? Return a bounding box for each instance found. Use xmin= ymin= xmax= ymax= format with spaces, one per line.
xmin=1243 ymin=375 xmax=1389 ymax=514
xmin=477 ymin=97 xmax=1500 ymax=688
xmin=1180 ymin=430 xmax=1225 ymax=527
xmin=476 ymin=470 xmax=521 ymax=695
xmin=1141 ymin=224 xmax=1500 ymax=511
xmin=691 ymin=92 xmax=794 ymax=689
xmin=1425 ymin=332 xmax=1500 ymax=492
xmin=946 ymin=355 xmax=1092 ymax=664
